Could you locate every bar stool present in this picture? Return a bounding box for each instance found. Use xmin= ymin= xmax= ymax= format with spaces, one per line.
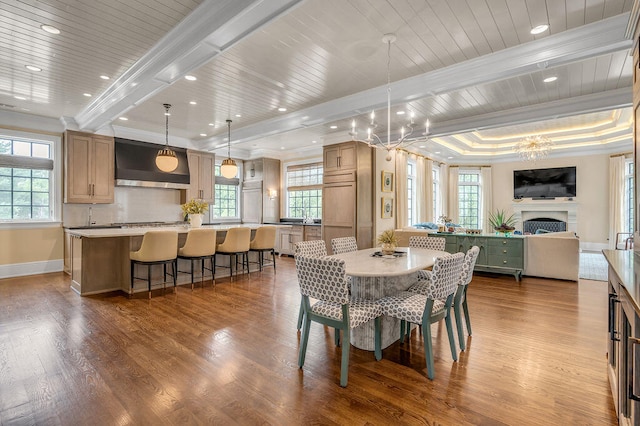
xmin=215 ymin=227 xmax=251 ymax=280
xmin=249 ymin=226 xmax=277 ymax=272
xmin=178 ymin=228 xmax=217 ymax=289
xmin=130 ymin=230 xmax=178 ymax=299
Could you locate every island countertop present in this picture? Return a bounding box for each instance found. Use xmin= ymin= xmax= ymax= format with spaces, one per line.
xmin=66 ymin=223 xmax=266 ymax=238
xmin=603 ymin=249 xmax=640 ymax=314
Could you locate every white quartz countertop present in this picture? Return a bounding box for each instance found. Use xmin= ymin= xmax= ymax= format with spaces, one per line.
xmin=330 ymin=247 xmax=448 ymax=277
xmin=66 ymin=223 xmax=265 ymax=238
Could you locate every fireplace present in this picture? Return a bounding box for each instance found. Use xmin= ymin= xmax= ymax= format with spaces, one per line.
xmin=511 ymin=200 xmax=577 ymax=233
xmin=523 ymin=218 xmax=567 ymax=234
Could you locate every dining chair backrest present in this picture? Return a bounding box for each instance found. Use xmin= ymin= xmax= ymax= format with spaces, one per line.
xmin=217 ymin=227 xmax=251 ymax=252
xmin=460 ymin=246 xmax=480 ymax=286
xmin=250 ymin=226 xmax=277 ymax=250
xmin=295 ymin=255 xmax=349 ymax=304
xmin=409 ymin=236 xmax=446 ymax=251
xmin=179 ymin=228 xmax=217 ymax=257
xmin=331 ymin=236 xmax=358 ymax=255
xmin=133 ymin=230 xmax=178 ymax=261
xmin=295 ymin=240 xmax=327 ymax=257
xmin=424 ymin=252 xmax=465 ymax=301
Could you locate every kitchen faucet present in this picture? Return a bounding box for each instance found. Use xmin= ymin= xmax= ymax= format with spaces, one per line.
xmin=88 ymin=206 xmax=96 ymax=227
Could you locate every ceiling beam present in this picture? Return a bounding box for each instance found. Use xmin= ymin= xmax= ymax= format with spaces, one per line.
xmin=73 ymin=0 xmax=305 ymax=132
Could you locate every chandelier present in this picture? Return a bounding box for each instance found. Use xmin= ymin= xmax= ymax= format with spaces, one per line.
xmin=515 ymin=135 xmax=554 ymax=161
xmin=155 ymin=103 xmax=179 ymax=172
xmin=349 ymin=33 xmax=430 ymax=161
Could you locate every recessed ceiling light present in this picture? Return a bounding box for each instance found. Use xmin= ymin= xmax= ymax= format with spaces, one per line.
xmin=131 ymin=82 xmax=138 ymax=87
xmin=530 ymin=24 xmax=549 ymax=35
xmin=312 ymin=140 xmax=317 ymax=144
xmin=235 ymin=114 xmax=242 ymax=118
xmin=435 ymin=151 xmax=441 ymax=154
xmin=280 ymin=147 xmax=285 ymax=150
xmin=447 ymin=156 xmax=453 ymax=159
xmin=25 ymin=65 xmax=42 ymax=72
xmin=278 ymin=107 xmax=287 ymax=112
xmin=40 ymin=24 xmax=60 ymax=34
xmin=14 ymin=95 xmax=26 ymax=100
xmin=118 ymin=117 xmax=128 ymax=121
xmin=330 ymin=125 xmax=337 ymax=129
xmin=543 ymin=76 xmax=558 ymax=83
xmin=185 ymin=75 xmax=196 ymax=81
xmin=419 ymin=145 xmax=426 ymax=148
xmin=21 ymin=108 xmax=30 ymax=112
xmin=83 ymin=93 xmax=92 ymax=97
xmin=208 ymin=123 xmax=214 ymax=126
xmin=200 ymin=133 xmax=207 ymax=137
xmin=100 ymin=75 xmax=109 ymax=80
xmin=189 ymin=101 xmax=197 ymax=105
xmin=396 ymin=111 xmax=405 ymax=115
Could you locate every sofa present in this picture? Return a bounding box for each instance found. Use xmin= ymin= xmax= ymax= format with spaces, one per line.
xmin=523 ymin=231 xmax=579 ymax=281
xmin=395 ymin=228 xmax=434 ymax=247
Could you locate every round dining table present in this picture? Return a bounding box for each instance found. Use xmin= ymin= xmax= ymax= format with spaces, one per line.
xmin=330 ymin=247 xmax=448 ymax=350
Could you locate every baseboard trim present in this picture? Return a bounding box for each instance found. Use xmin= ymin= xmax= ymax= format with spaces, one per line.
xmin=0 ymin=260 xmax=64 ymax=279
xmin=580 ymin=242 xmax=609 ymax=252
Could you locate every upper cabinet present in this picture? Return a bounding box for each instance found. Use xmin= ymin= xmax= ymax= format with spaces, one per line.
xmin=181 ymin=150 xmax=214 ymax=203
xmin=64 ymin=130 xmax=114 ymax=204
xmin=323 ymin=142 xmax=357 ymax=172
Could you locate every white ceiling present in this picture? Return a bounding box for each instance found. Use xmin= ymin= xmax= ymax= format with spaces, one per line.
xmin=0 ymin=0 xmax=635 ymax=164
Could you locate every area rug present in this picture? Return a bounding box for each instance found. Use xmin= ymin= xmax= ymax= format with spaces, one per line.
xmin=579 ymin=252 xmax=608 ymax=281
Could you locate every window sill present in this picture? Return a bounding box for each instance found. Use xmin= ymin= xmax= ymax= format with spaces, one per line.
xmin=0 ymin=221 xmax=62 ymax=230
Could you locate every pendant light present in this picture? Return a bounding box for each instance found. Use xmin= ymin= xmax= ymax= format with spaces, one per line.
xmin=155 ymin=103 xmax=178 ymax=172
xmin=220 ymin=119 xmax=237 ymax=178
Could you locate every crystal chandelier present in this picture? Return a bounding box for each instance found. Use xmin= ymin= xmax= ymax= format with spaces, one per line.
xmin=155 ymin=103 xmax=179 ymax=172
xmin=349 ymin=33 xmax=430 ymax=161
xmin=515 ymin=135 xmax=554 ymax=161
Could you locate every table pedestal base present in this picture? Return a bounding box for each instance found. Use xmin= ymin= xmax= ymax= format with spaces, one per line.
xmin=349 ymin=273 xmax=419 ymax=351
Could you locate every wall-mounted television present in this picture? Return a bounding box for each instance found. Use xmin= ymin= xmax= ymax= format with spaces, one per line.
xmin=513 ymin=166 xmax=576 ymax=199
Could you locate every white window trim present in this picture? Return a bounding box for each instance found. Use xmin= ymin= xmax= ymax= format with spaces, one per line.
xmin=0 ymin=128 xmax=62 ymax=228
xmin=458 ymin=168 xmax=482 ymax=229
xmin=283 ymin=158 xmax=323 ymax=219
xmin=211 ymin=160 xmax=242 ymax=223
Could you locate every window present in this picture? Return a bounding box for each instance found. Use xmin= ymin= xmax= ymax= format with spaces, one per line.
xmin=432 ymin=165 xmax=440 ymax=221
xmin=407 ymin=160 xmax=416 ymax=226
xmin=458 ymin=170 xmax=481 ymax=229
xmin=625 ymin=160 xmax=634 ymax=233
xmin=0 ymin=134 xmax=57 ymax=221
xmin=286 ymin=162 xmax=322 ymax=219
xmin=212 ymin=164 xmax=240 ymax=219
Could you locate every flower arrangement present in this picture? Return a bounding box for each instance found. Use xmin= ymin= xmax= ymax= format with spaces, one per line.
xmin=181 ymin=198 xmax=208 ymax=215
xmin=488 ymin=209 xmax=516 ymax=232
xmin=377 ymin=229 xmax=398 ymax=245
xmin=437 ymin=214 xmax=452 ymax=224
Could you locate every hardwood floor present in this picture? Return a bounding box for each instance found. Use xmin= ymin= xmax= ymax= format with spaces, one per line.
xmin=0 ymin=258 xmax=616 ymax=425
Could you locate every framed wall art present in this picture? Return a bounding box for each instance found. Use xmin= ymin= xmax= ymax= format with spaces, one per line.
xmin=382 ymin=171 xmax=394 ymax=192
xmin=381 ymin=197 xmax=393 ymax=219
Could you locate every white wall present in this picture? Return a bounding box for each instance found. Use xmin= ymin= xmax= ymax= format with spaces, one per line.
xmin=374 ymin=148 xmax=396 ymax=240
xmin=491 ymin=153 xmax=613 ymax=250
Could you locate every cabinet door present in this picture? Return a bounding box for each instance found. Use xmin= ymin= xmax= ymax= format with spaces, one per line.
xmin=65 ymin=132 xmax=93 ymax=203
xmin=323 ymin=181 xmax=356 ymax=227
xmin=337 ymin=144 xmax=357 ymax=170
xmin=198 ymin=153 xmax=214 ymax=202
xmin=242 ymin=188 xmax=262 ymax=223
xmin=323 ymin=146 xmax=340 ymax=172
xmin=90 ymin=136 xmax=114 ymax=203
xmin=183 ymin=151 xmax=201 ymax=201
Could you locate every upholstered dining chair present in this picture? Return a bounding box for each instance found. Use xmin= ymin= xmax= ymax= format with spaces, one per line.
xmin=331 ymin=236 xmax=358 ymax=255
xmin=130 ymin=230 xmax=179 ymax=299
xmin=295 ymin=255 xmax=382 ymax=387
xmin=249 ymin=226 xmax=277 ymax=272
xmin=453 ymin=246 xmax=480 ymax=350
xmin=409 ymin=236 xmax=446 ymax=251
xmin=294 ymin=240 xmax=328 ymax=331
xmin=379 ymin=252 xmax=464 ymax=380
xmin=216 ymin=227 xmax=251 ymax=280
xmin=177 ymin=228 xmax=217 ymax=289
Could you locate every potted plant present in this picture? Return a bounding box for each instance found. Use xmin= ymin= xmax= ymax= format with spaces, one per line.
xmin=181 ymin=199 xmax=208 ymax=228
xmin=377 ymin=229 xmax=398 ymax=255
xmin=488 ymin=209 xmax=516 ymax=235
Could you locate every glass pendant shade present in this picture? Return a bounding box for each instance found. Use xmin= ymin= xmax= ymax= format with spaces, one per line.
xmin=156 ymin=103 xmax=178 ymax=172
xmin=220 ymin=158 xmax=237 ymax=178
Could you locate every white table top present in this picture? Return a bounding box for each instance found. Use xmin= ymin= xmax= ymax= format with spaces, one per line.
xmin=330 ymin=247 xmax=448 ymax=277
xmin=66 ymin=223 xmax=264 ymax=238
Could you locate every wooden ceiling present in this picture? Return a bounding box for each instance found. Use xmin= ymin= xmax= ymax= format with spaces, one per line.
xmin=0 ymin=0 xmax=635 ymax=163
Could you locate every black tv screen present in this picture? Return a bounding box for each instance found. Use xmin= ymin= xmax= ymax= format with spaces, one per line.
xmin=513 ymin=166 xmax=576 ymax=199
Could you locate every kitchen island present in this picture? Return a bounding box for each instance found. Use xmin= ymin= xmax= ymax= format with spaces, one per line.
xmin=66 ymin=224 xmax=267 ymax=296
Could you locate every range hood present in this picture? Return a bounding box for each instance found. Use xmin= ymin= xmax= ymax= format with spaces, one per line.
xmin=114 ymin=138 xmax=190 ymax=189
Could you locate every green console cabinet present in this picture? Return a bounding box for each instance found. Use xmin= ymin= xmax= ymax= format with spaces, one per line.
xmin=437 ymin=233 xmax=524 ymax=281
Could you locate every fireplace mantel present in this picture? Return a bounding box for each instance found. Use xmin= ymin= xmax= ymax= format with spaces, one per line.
xmin=511 ymin=199 xmax=577 ymax=232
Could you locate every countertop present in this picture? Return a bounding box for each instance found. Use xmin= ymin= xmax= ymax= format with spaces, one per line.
xmin=66 ymin=223 xmax=265 ymax=238
xmin=603 ymin=249 xmax=640 ymax=314
xmin=330 ymin=247 xmax=447 ymax=277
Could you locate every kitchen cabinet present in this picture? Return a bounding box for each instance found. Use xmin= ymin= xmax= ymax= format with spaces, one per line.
xmin=304 ymin=226 xmax=321 ymax=241
xmin=242 ymin=180 xmax=262 ymax=223
xmin=323 ymin=142 xmax=357 ymax=173
xmin=243 ymin=157 xmax=281 ymax=223
xmin=322 ymin=141 xmax=373 ymax=251
xmin=277 ymin=225 xmax=303 ymax=256
xmin=64 ymin=130 xmax=114 ymax=203
xmin=181 ymin=150 xmax=214 ymax=203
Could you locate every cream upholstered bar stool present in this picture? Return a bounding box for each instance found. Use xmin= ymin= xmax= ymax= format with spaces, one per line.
xmin=215 ymin=227 xmax=251 ymax=280
xmin=249 ymin=226 xmax=277 ymax=272
xmin=130 ymin=230 xmax=178 ymax=299
xmin=177 ymin=228 xmax=217 ymax=289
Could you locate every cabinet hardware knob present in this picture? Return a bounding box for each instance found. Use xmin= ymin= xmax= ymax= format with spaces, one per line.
xmin=503 ymin=250 xmax=507 ymax=253
xmin=503 ymin=260 xmax=507 ymax=264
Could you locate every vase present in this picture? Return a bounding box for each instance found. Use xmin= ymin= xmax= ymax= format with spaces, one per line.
xmin=381 ymin=242 xmax=396 ymax=255
xmin=189 ymin=213 xmax=203 ymax=228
